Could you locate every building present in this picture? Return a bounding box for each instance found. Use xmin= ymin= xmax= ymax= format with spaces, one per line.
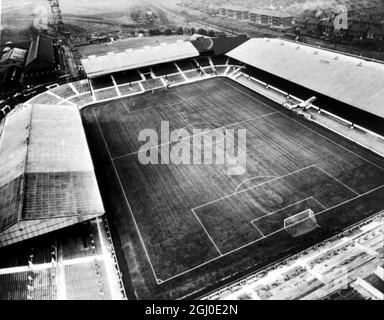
xmin=0 ymin=48 xmax=27 ymax=67
xmin=366 ymin=25 xmax=384 ymax=41
xmin=349 ymin=23 xmax=370 ymax=40
xmin=219 ymin=6 xmax=249 ymax=20
xmin=320 ymin=19 xmax=335 ymax=37
xmin=250 ymin=9 xmax=293 ymax=28
xmin=226 ymin=38 xmax=384 ymax=119
xmin=0 ymin=104 xmax=104 ymax=247
xmin=306 ymin=17 xmax=321 ymax=34
xmin=24 ymin=34 xmax=57 ymax=84
xmin=0 ymin=66 xmax=24 ymax=95
xmin=81 ymin=40 xmax=200 ymax=78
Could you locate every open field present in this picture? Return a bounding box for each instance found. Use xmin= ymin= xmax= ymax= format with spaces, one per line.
xmin=81 ymin=77 xmax=384 ymax=299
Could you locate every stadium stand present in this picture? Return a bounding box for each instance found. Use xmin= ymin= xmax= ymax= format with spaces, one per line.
xmin=68 ymin=93 xmax=94 ymax=106
xmin=81 ymin=41 xmax=200 ymax=78
xmin=94 ymin=88 xmax=119 ymax=101
xmin=65 ymin=261 xmax=111 ymax=300
xmin=196 ymin=57 xmax=211 ymax=68
xmin=215 ymin=66 xmax=228 ymax=75
xmin=141 ymin=78 xmax=164 ymax=91
xmin=0 ymin=268 xmax=57 ymax=300
xmin=184 ymin=69 xmax=204 ymax=80
xmin=211 ymin=55 xmax=228 ymax=66
xmin=176 ymin=59 xmax=199 ymax=71
xmin=50 ymin=84 xmax=77 ymax=100
xmin=91 ymin=76 xmax=114 ymax=90
xmin=205 ymin=214 xmax=384 ymax=301
xmin=0 ymin=272 xmax=30 ymax=300
xmin=227 ymin=38 xmax=384 ymax=118
xmin=166 ymin=73 xmax=186 ymax=85
xmin=72 ymin=80 xmax=91 ymax=94
xmin=364 ymin=274 xmax=384 ymax=293
xmin=0 ymin=104 xmax=104 ymax=248
xmin=31 ymin=268 xmax=57 ymax=300
xmin=61 ymin=222 xmax=102 ymax=260
xmin=152 ymin=63 xmax=179 ymax=77
xmin=325 ymin=287 xmax=368 ymax=300
xmin=112 ymin=70 xmax=142 ymax=85
xmin=202 ymin=66 xmax=215 ymax=76
xmin=118 ymin=82 xmax=142 ymax=96
xmin=0 ymin=215 xmax=126 ymax=300
xmin=139 ymin=67 xmax=153 ymax=80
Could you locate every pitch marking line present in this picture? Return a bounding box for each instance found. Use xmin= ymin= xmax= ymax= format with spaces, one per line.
xmin=120 ymin=100 xmax=131 ymax=114
xmin=192 ymin=165 xmax=316 ymax=212
xmin=235 ymin=175 xmax=278 ymax=194
xmin=313 ymin=165 xmax=360 ymax=196
xmin=219 ymin=78 xmax=384 ymax=174
xmin=92 ymin=109 xmax=160 ymax=284
xmin=250 ymin=196 xmax=316 ymax=225
xmin=191 ymin=209 xmax=223 ymax=256
xmin=251 ymin=223 xmax=265 ymax=238
xmin=311 ymin=197 xmax=328 ymax=210
xmin=111 ymin=111 xmax=278 ymax=161
xmin=159 ymin=184 xmax=384 ymax=284
xmin=90 ymin=79 xmax=384 ymax=285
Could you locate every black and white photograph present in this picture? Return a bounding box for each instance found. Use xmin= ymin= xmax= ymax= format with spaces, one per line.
xmin=0 ymin=0 xmax=383 ymax=305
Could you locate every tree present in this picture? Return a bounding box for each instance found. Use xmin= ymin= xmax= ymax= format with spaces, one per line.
xmin=164 ymin=29 xmax=173 ymax=36
xmin=208 ymin=29 xmax=215 ymax=37
xmin=184 ymin=27 xmax=191 ymax=35
xmin=149 ymin=29 xmax=162 ymax=36
xmin=191 ymin=27 xmax=196 ymax=35
xmin=176 ymin=27 xmax=184 ymax=35
xmin=197 ymin=28 xmax=208 ymax=36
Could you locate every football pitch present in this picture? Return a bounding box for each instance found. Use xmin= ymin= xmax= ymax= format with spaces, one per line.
xmin=81 ymin=77 xmax=384 ymax=299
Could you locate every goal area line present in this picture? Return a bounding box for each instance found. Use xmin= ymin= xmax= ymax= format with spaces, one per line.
xmin=164 ymin=185 xmax=384 ymax=285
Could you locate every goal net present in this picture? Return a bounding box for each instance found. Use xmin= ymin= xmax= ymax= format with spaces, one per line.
xmin=284 ymin=209 xmax=319 ymax=238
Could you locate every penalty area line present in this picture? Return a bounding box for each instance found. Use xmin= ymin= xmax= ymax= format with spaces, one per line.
xmin=159 ymin=184 xmax=384 ymax=284
xmin=192 ymin=165 xmax=316 ymax=211
xmin=191 ymin=209 xmax=223 ymax=256
xmin=92 ymin=109 xmax=160 ymax=284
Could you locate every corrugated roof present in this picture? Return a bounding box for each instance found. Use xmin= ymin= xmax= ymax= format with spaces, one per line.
xmin=226 ymin=38 xmax=384 ymax=118
xmin=0 ymin=48 xmax=27 ymax=63
xmin=81 ymin=40 xmax=200 ymax=78
xmin=25 ymin=35 xmax=55 ymax=67
xmin=0 ymin=104 xmax=104 ymax=246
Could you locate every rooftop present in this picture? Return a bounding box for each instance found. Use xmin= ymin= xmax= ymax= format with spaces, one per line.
xmin=0 ymin=104 xmax=104 ymax=247
xmin=250 ymin=9 xmax=293 ymax=18
xmin=220 ymin=5 xmax=249 ymax=12
xmin=227 ymin=38 xmax=384 ymax=119
xmin=25 ymin=35 xmax=55 ymax=67
xmin=0 ymin=48 xmax=27 ymax=64
xmin=81 ymin=40 xmax=199 ymax=78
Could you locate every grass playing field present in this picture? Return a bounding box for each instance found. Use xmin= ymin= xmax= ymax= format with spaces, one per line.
xmin=81 ymin=77 xmax=384 ymax=299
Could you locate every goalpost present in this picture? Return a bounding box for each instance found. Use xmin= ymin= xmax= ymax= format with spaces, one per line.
xmin=284 ymin=209 xmax=319 ymax=238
